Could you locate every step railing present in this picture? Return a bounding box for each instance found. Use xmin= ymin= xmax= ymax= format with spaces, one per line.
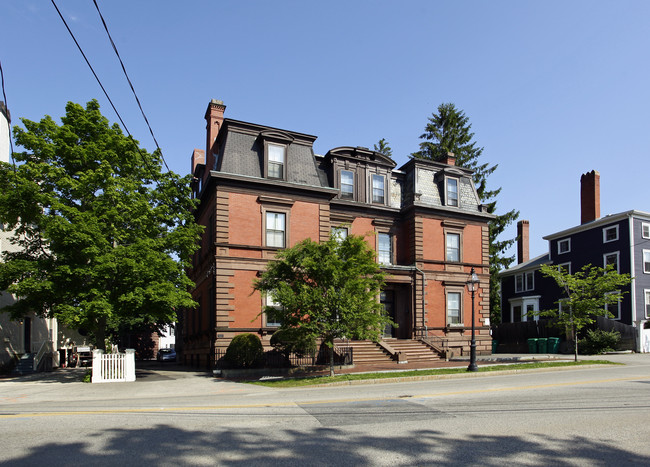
xmin=92 ymin=349 xmax=136 ymax=383
xmin=33 ymin=340 xmax=53 ymax=371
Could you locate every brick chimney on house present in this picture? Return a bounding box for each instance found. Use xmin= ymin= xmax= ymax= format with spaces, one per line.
xmin=204 ymin=99 xmax=226 ymax=180
xmin=191 ymin=149 xmax=205 ymax=175
xmin=444 ymin=152 xmax=456 ymax=166
xmin=517 ymin=220 xmax=530 ymax=264
xmin=580 ymin=170 xmax=600 ymax=224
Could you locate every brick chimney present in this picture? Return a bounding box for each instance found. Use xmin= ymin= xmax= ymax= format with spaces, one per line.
xmin=580 ymin=170 xmax=600 ymax=224
xmin=191 ymin=149 xmax=205 ymax=175
xmin=517 ymin=220 xmax=530 ymax=264
xmin=444 ymin=152 xmax=456 ymax=166
xmin=204 ymin=99 xmax=226 ymax=179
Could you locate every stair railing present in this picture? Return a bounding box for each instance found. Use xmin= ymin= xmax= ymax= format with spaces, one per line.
xmin=33 ymin=340 xmax=53 ymax=371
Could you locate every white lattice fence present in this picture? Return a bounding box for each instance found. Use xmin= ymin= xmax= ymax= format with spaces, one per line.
xmin=92 ymin=349 xmax=136 ymax=383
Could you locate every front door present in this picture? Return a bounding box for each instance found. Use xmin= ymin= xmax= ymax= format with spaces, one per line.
xmin=23 ymin=317 xmax=31 ymax=353
xmin=381 ymin=290 xmax=395 ymax=338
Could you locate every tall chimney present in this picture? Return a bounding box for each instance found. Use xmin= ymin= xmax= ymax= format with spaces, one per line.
xmin=204 ymin=99 xmax=226 ymax=180
xmin=580 ymin=170 xmax=600 ymax=224
xmin=444 ymin=152 xmax=456 ymax=166
xmin=517 ymin=220 xmax=530 ymax=264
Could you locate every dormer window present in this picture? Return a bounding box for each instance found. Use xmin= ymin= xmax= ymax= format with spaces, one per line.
xmin=446 ymin=177 xmax=459 ymax=207
xmin=267 ymin=143 xmax=286 ymax=179
xmin=372 ymin=174 xmax=385 ymax=204
xmin=340 ymin=170 xmax=354 ymax=200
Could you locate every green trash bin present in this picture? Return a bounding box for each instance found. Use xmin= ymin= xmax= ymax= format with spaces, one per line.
xmin=537 ymin=338 xmax=548 ymax=354
xmin=548 ymin=337 xmax=560 ymax=353
xmin=527 ymin=338 xmax=538 ymax=353
xmin=491 ymin=339 xmax=498 ymax=354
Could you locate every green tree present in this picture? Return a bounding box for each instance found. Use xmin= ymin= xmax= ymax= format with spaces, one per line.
xmin=537 ymin=263 xmax=631 ymax=361
xmin=0 ymin=100 xmax=202 ymax=349
xmin=254 ymin=233 xmax=391 ymax=376
xmin=373 ymin=138 xmax=393 ymax=159
xmin=412 ymin=103 xmax=519 ymax=325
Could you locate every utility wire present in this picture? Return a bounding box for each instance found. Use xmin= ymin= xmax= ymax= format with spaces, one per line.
xmin=50 ymin=0 xmax=162 ymax=187
xmin=92 ymin=0 xmax=171 ymax=173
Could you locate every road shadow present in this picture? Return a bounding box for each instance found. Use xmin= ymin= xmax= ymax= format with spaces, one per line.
xmin=3 ymin=424 xmax=648 ymax=466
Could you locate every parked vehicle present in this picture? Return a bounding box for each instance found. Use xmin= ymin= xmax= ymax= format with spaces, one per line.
xmin=157 ymin=348 xmax=176 ymax=362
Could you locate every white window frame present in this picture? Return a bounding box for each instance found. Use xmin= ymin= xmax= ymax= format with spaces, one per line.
xmin=525 ymin=271 xmax=534 ymax=291
xmin=644 ymin=250 xmax=650 ymax=274
xmin=645 ymin=289 xmax=650 ymax=319
xmin=265 ymin=294 xmax=282 ymax=327
xmin=265 ymin=211 xmax=286 ymax=248
xmin=446 ymin=232 xmax=461 ymax=262
xmin=558 ymin=299 xmax=571 ymax=316
xmin=603 ymin=225 xmax=619 ymax=243
xmin=515 ymin=274 xmax=524 ymax=293
xmin=371 ymin=174 xmax=385 ymax=204
xmin=266 ymin=143 xmax=286 ymax=180
xmin=604 ymin=291 xmax=621 ymax=320
xmin=446 ymin=177 xmax=459 ymax=207
xmin=557 ymin=238 xmax=571 ymax=254
xmin=642 ymin=222 xmax=650 ymax=239
xmin=603 ymin=251 xmax=620 ymax=273
xmin=558 ymin=262 xmax=571 ymax=275
xmin=446 ymin=290 xmax=463 ymax=326
xmin=377 ymin=232 xmax=392 ymax=265
xmin=340 ymin=170 xmax=354 ymax=200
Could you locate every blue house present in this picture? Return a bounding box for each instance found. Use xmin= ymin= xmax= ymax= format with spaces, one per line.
xmin=500 ymin=171 xmax=650 ymax=351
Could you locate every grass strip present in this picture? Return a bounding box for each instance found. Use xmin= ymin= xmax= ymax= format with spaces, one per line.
xmin=245 ymin=360 xmax=616 ymax=388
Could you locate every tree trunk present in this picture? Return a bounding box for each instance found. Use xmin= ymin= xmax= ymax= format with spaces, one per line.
xmin=94 ymin=316 xmax=107 ymax=351
xmin=573 ymin=325 xmax=578 ymax=362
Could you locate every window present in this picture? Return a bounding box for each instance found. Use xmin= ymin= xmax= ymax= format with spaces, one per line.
xmin=604 ymin=291 xmax=621 ymax=320
xmin=515 ymin=275 xmax=524 ymax=293
xmin=265 ymin=294 xmax=282 ymax=327
xmin=371 ymin=174 xmax=385 ymax=204
xmin=558 ymin=238 xmax=571 ymax=254
xmin=512 ymin=305 xmax=522 ymax=323
xmin=604 ymin=252 xmax=619 ymax=272
xmin=446 ymin=178 xmax=459 ymax=207
xmin=378 ymin=233 xmax=392 ymax=265
xmin=265 ymin=212 xmax=286 ymax=248
xmin=645 ymin=290 xmax=650 ymax=318
xmin=340 ymin=170 xmax=354 ymax=200
xmin=603 ymin=225 xmax=619 ymax=243
xmin=644 ymin=250 xmax=650 ymax=274
xmin=515 ymin=272 xmax=534 ymax=293
xmin=446 ymin=291 xmax=461 ymax=325
xmin=332 ymin=227 xmax=348 ymax=242
xmin=525 ymin=271 xmax=534 ymax=290
xmin=558 ymin=262 xmax=571 ymax=274
xmin=558 ymin=299 xmax=570 ymax=315
xmin=643 ymin=223 xmax=650 ymax=239
xmin=267 ymin=143 xmax=286 ymax=179
xmin=446 ymin=233 xmax=460 ymax=262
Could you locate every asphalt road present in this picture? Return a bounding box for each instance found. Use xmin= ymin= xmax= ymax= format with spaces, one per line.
xmin=1 ymin=354 xmax=649 ymax=466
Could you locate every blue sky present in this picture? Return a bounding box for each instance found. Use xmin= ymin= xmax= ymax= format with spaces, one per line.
xmin=2 ymin=1 xmax=649 ymax=262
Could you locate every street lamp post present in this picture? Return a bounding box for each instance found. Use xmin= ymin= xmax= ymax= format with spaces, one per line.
xmin=466 ymin=267 xmax=479 ymax=372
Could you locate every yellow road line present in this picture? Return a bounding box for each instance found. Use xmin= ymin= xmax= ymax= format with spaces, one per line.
xmin=2 ymin=375 xmax=648 ymax=419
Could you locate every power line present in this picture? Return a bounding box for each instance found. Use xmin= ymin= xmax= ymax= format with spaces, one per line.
xmin=92 ymin=0 xmax=171 ymax=173
xmin=50 ymin=0 xmax=161 ymax=185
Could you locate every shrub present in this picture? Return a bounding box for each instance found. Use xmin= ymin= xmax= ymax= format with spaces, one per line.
xmin=578 ymin=329 xmax=621 ymax=355
xmin=270 ymin=328 xmax=317 ymax=357
xmin=224 ymin=333 xmax=264 ymax=368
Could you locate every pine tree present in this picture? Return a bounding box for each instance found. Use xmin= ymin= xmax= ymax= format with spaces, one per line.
xmin=413 ymin=103 xmax=519 ymax=324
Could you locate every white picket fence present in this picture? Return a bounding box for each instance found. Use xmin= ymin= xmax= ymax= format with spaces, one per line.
xmin=91 ymin=349 xmax=136 ymax=383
